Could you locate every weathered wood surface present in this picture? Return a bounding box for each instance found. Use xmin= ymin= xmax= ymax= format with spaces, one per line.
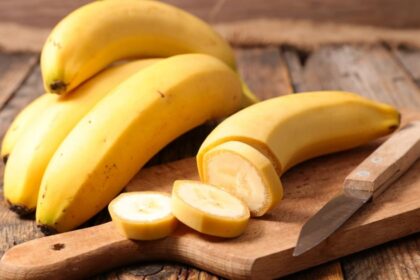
xmin=0 ymin=53 xmax=37 ymax=111
xmin=394 ymin=47 xmax=420 ymax=88
xmin=0 ymin=45 xmax=419 ymax=279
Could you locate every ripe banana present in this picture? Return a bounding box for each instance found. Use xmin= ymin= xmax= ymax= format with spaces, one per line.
xmin=36 ymin=54 xmax=243 ymax=233
xmin=171 ymin=180 xmax=250 ymax=238
xmin=1 ymin=95 xmax=57 ymax=162
xmin=109 ymin=192 xmax=177 ymax=240
xmin=197 ymin=91 xmax=401 ymax=216
xmin=4 ymin=59 xmax=159 ymax=215
xmin=41 ymin=0 xmax=236 ymax=95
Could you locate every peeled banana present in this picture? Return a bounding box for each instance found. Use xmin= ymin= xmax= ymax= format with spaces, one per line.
xmin=109 ymin=192 xmax=177 ymax=240
xmin=197 ymin=91 xmax=400 ymax=216
xmin=41 ymin=0 xmax=235 ymax=95
xmin=171 ymin=180 xmax=250 ymax=238
xmin=4 ymin=59 xmax=159 ymax=215
xmin=36 ymin=54 xmax=243 ymax=233
xmin=1 ymin=95 xmax=57 ymax=162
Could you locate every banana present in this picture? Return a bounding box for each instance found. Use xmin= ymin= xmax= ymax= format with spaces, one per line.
xmin=36 ymin=54 xmax=243 ymax=233
xmin=109 ymin=192 xmax=177 ymax=240
xmin=4 ymin=59 xmax=159 ymax=215
xmin=171 ymin=180 xmax=250 ymax=238
xmin=1 ymin=95 xmax=57 ymax=163
xmin=41 ymin=0 xmax=236 ymax=95
xmin=197 ymin=91 xmax=400 ymax=216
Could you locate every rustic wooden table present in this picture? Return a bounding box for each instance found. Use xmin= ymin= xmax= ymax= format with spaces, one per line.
xmin=0 ymin=44 xmax=419 ymax=279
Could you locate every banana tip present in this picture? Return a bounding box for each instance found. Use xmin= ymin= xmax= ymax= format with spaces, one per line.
xmin=7 ymin=201 xmax=35 ymax=217
xmin=49 ymin=80 xmax=67 ymax=94
xmin=2 ymin=154 xmax=8 ymax=164
xmin=38 ymin=224 xmax=58 ymax=236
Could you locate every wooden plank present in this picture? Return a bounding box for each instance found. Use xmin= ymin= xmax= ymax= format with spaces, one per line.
xmin=2 ymin=0 xmax=420 ymax=30
xmin=0 ymin=53 xmax=37 ymax=110
xmin=0 ymin=65 xmax=44 ymax=257
xmin=235 ymin=47 xmax=293 ymax=99
xmin=393 ymin=47 xmax=420 ymax=87
xmin=284 ymin=45 xmax=420 ymax=109
xmin=287 ymin=261 xmax=344 ymax=280
xmin=342 ymin=233 xmax=420 ymax=280
xmin=283 ymin=45 xmax=420 ymax=280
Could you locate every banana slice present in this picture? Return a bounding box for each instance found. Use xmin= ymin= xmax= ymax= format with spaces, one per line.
xmin=201 ymin=141 xmax=283 ymax=217
xmin=172 ymin=180 xmax=250 ymax=238
xmin=108 ymin=192 xmax=177 ymax=240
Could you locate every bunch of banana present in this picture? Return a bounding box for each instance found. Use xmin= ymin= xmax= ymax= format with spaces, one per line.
xmin=40 ymin=0 xmax=258 ymax=105
xmin=4 ymin=59 xmax=160 ymax=214
xmin=2 ymin=0 xmax=248 ymax=232
xmin=36 ymin=54 xmax=243 ymax=233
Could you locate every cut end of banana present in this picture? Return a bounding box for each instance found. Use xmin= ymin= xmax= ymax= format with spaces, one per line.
xmin=108 ymin=192 xmax=177 ymax=240
xmin=172 ymin=180 xmax=250 ymax=238
xmin=201 ymin=141 xmax=283 ymax=217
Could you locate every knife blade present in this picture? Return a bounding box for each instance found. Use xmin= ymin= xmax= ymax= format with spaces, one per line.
xmin=293 ymin=121 xmax=420 ymax=257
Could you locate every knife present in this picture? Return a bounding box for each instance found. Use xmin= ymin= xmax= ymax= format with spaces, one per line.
xmin=293 ymin=121 xmax=420 ymax=257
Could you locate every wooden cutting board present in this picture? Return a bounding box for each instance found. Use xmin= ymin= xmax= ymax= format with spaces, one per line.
xmin=0 ymin=115 xmax=419 ymax=280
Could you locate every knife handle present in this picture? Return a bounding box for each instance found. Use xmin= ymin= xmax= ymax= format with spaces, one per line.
xmin=344 ymin=121 xmax=420 ymax=198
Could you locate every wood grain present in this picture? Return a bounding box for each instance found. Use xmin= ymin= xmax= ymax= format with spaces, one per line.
xmin=393 ymin=47 xmax=420 ymax=87
xmin=284 ymin=45 xmax=420 ymax=109
xmin=284 ymin=45 xmax=420 ymax=279
xmin=0 ymin=53 xmax=37 ymax=110
xmin=235 ymin=47 xmax=293 ymax=98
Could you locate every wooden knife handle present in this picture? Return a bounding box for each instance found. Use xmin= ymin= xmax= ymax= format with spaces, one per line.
xmin=344 ymin=121 xmax=420 ymax=198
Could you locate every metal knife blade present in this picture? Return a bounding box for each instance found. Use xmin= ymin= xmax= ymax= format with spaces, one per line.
xmin=293 ymin=189 xmax=371 ymax=256
xmin=293 ymin=121 xmax=420 ymax=257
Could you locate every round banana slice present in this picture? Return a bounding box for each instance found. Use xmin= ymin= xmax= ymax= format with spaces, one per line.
xmin=172 ymin=180 xmax=250 ymax=238
xmin=201 ymin=141 xmax=283 ymax=217
xmin=108 ymin=192 xmax=177 ymax=240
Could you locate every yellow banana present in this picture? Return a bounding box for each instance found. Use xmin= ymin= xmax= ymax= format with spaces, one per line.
xmin=1 ymin=95 xmax=57 ymax=162
xmin=41 ymin=0 xmax=236 ymax=95
xmin=36 ymin=54 xmax=243 ymax=233
xmin=197 ymin=91 xmax=400 ymax=216
xmin=4 ymin=59 xmax=159 ymax=215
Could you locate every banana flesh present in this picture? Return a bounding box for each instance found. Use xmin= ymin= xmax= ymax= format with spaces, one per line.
xmin=197 ymin=91 xmax=400 ymax=216
xmin=171 ymin=180 xmax=250 ymax=238
xmin=202 ymin=141 xmax=282 ymax=216
xmin=4 ymin=59 xmax=159 ymax=215
xmin=41 ymin=0 xmax=236 ymax=95
xmin=36 ymin=54 xmax=243 ymax=233
xmin=1 ymin=95 xmax=57 ymax=162
xmin=109 ymin=192 xmax=177 ymax=240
